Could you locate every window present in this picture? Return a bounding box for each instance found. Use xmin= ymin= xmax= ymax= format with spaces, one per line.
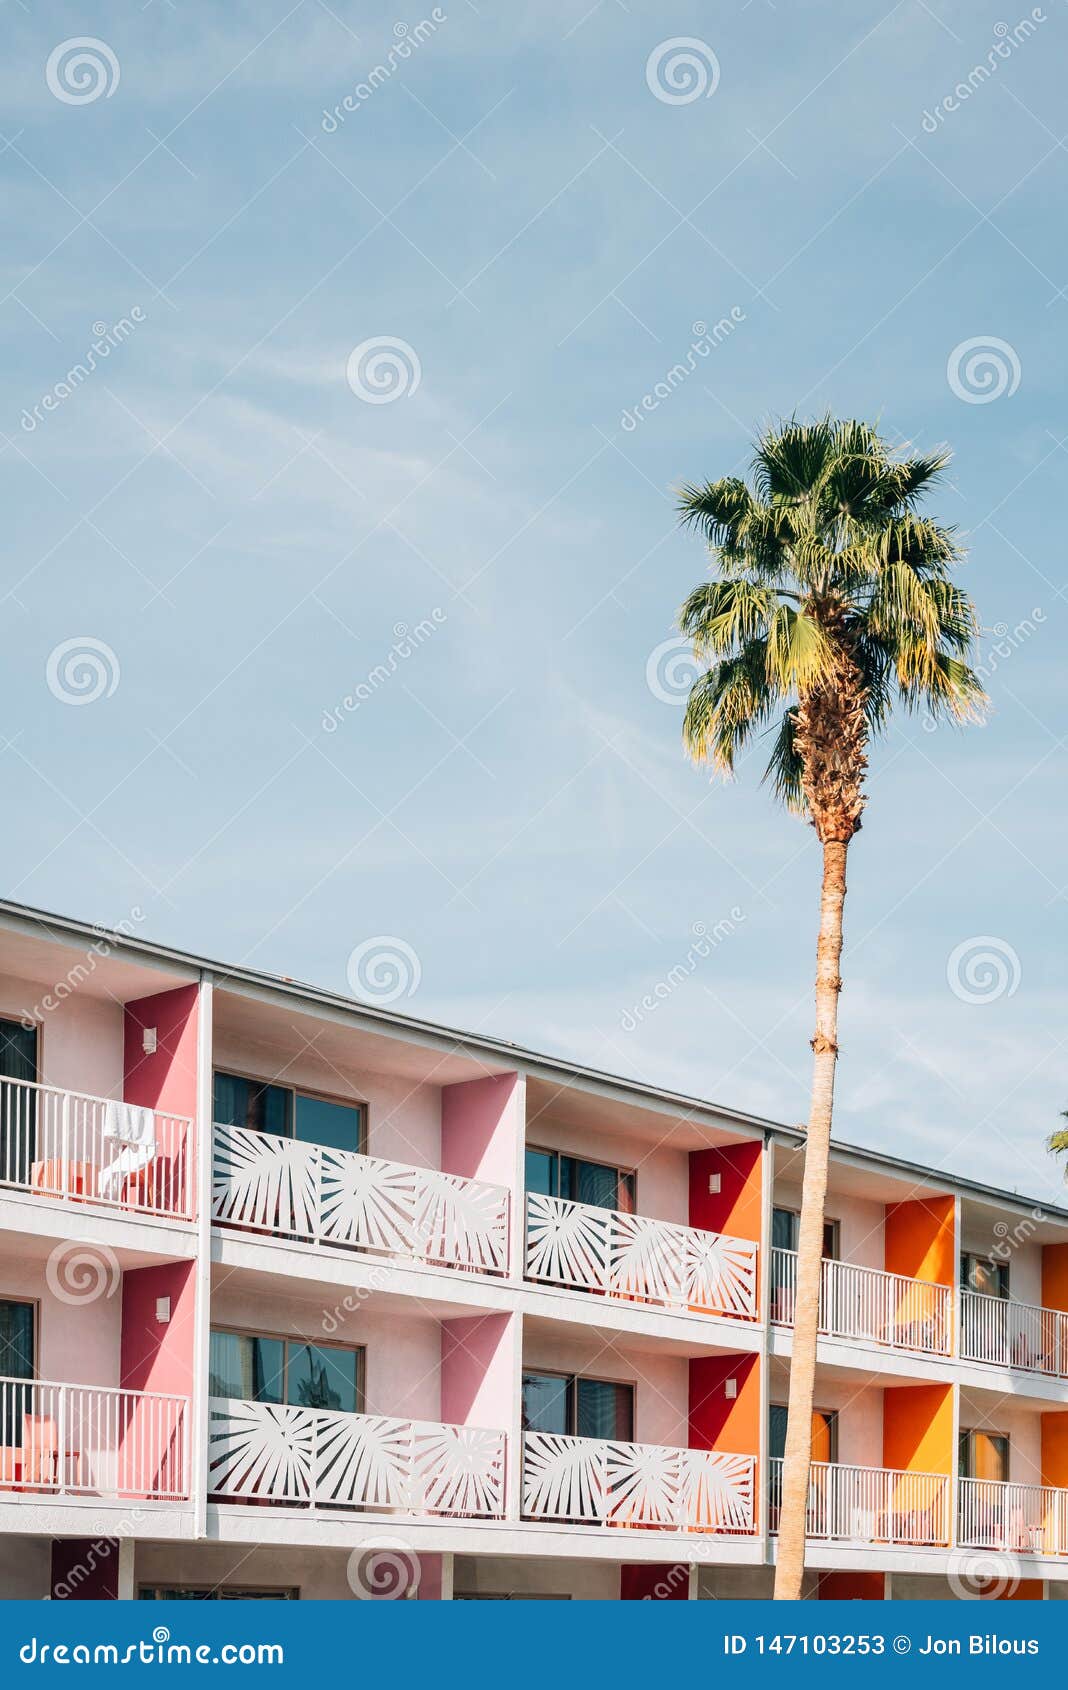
xmin=768 ymin=1405 xmax=838 ymax=1465
xmin=521 ymin=1371 xmax=634 ymax=1440
xmin=209 ymin=1330 xmax=361 ymax=1414
xmin=138 ymin=1587 xmax=297 ymax=1600
xmin=0 ymin=1299 xmax=36 ymax=1453
xmin=961 ymin=1252 xmax=1009 ymax=1299
xmin=525 ymin=1148 xmax=635 ymax=1212
xmin=959 ymin=1429 xmax=1009 ymax=1482
xmin=0 ymin=1019 xmax=38 ymax=1183
xmin=772 ymin=1207 xmax=838 ymax=1260
xmin=214 ymin=1070 xmax=364 ymax=1155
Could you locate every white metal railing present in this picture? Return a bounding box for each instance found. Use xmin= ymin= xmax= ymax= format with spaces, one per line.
xmin=768 ymin=1457 xmax=949 ymax=1546
xmin=208 ymin=1398 xmax=505 ymax=1518
xmin=525 ymin=1193 xmax=758 ymax=1318
xmin=770 ymin=1248 xmax=951 ymax=1355
xmin=522 ymin=1432 xmax=755 ymax=1532
xmin=0 ymin=1076 xmax=193 ymax=1220
xmin=0 ymin=1377 xmax=188 ymax=1500
xmin=212 ymin=1123 xmax=509 ymax=1273
xmin=959 ymin=1476 xmax=1068 ymax=1557
xmin=959 ymin=1290 xmax=1068 ymax=1377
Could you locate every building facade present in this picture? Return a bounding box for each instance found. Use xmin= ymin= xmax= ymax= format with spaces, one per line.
xmin=0 ymin=898 xmax=1065 ymax=1602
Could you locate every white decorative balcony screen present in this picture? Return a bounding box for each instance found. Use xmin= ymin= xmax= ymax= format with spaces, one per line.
xmin=0 ymin=1077 xmax=193 ymax=1219
xmin=768 ymin=1458 xmax=949 ymax=1547
xmin=770 ymin=1248 xmax=951 ymax=1356
xmin=208 ymin=1398 xmax=505 ymax=1518
xmin=959 ymin=1290 xmax=1068 ymax=1378
xmin=958 ymin=1476 xmax=1068 ymax=1557
xmin=0 ymin=1378 xmax=188 ymax=1500
xmin=212 ymin=1124 xmax=509 ymax=1273
xmin=525 ymin=1193 xmax=758 ymax=1318
xmin=522 ymin=1432 xmax=755 ymax=1532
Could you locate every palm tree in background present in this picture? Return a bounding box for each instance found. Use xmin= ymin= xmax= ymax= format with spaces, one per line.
xmin=676 ymin=417 xmax=986 ymax=1599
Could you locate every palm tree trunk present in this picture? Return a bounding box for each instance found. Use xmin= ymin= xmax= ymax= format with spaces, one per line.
xmin=773 ymin=836 xmax=849 ymax=1600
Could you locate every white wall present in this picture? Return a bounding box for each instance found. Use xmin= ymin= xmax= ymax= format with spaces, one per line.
xmin=453 ymin=1554 xmax=619 ymax=1599
xmin=775 ymin=1179 xmax=885 ymax=1271
xmin=210 ymin=1283 xmax=444 ymax=1424
xmin=522 ymin=1329 xmax=689 ymax=1448
xmin=0 ymin=973 xmax=124 ymax=1102
xmin=213 ymin=1032 xmax=441 ymax=1169
xmin=525 ymin=1116 xmax=690 ymax=1227
xmin=0 ymin=1535 xmax=51 ymax=1598
xmin=959 ymin=1389 xmax=1042 ymax=1484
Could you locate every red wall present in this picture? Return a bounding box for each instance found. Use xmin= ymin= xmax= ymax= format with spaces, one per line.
xmin=121 ymin=1261 xmax=196 ymax=1396
xmin=818 ymin=1571 xmax=885 ymax=1600
xmin=123 ymin=985 xmax=199 ymax=1118
xmin=689 ymin=1141 xmax=762 ymax=1241
xmin=620 ymin=1563 xmax=690 ymax=1600
xmin=689 ymin=1353 xmax=760 ymax=1458
xmin=50 ymin=1539 xmax=119 ymax=1600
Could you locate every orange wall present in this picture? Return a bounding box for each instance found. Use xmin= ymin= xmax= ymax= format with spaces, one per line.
xmin=1041 ymin=1413 xmax=1068 ymax=1488
xmin=689 ymin=1141 xmax=763 ymax=1242
xmin=882 ymin=1383 xmax=953 ymax=1474
xmin=884 ymin=1194 xmax=955 ymax=1286
xmin=1042 ymin=1243 xmax=1068 ymax=1314
xmin=689 ymin=1353 xmax=760 ymax=1457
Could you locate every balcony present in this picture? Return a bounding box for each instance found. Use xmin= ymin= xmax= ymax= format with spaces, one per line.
xmin=770 ymin=1248 xmax=951 ymax=1356
xmin=768 ymin=1457 xmax=949 ymax=1547
xmin=521 ymin=1432 xmax=756 ymax=1533
xmin=211 ymin=1123 xmax=510 ymax=1274
xmin=0 ymin=1378 xmax=188 ymax=1501
xmin=207 ymin=1398 xmax=506 ymax=1518
xmin=0 ymin=1077 xmax=193 ymax=1221
xmin=959 ymin=1476 xmax=1068 ymax=1557
xmin=525 ymin=1193 xmax=759 ymax=1318
xmin=959 ymin=1290 xmax=1068 ymax=1378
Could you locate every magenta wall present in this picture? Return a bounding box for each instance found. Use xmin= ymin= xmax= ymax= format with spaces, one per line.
xmin=440 ymin=1072 xmax=518 ymax=1189
xmin=123 ymin=984 xmax=199 ymax=1118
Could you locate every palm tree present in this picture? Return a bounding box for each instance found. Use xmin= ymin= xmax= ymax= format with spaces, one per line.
xmin=676 ymin=417 xmax=986 ymax=1600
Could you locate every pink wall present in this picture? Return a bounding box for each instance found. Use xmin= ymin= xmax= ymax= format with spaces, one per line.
xmin=440 ymin=1313 xmax=515 ymax=1431
xmin=440 ymin=1073 xmax=520 ymax=1190
xmin=0 ymin=972 xmax=124 ymax=1100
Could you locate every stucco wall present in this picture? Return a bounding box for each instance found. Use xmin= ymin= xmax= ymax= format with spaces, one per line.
xmin=0 ymin=973 xmax=124 ymax=1102
xmin=524 ymin=1117 xmax=689 ymax=1228
xmin=521 ymin=1329 xmax=689 ymax=1448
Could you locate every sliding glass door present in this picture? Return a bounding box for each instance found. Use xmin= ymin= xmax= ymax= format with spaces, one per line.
xmin=0 ymin=1020 xmax=37 ymax=1185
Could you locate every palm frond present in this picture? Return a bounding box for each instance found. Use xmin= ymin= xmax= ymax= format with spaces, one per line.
xmin=763 ymin=710 xmax=807 ymax=814
xmin=765 ymin=605 xmax=836 ymax=692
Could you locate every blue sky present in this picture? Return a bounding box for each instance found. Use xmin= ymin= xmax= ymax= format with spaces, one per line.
xmin=3 ymin=0 xmax=1067 ymax=1200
